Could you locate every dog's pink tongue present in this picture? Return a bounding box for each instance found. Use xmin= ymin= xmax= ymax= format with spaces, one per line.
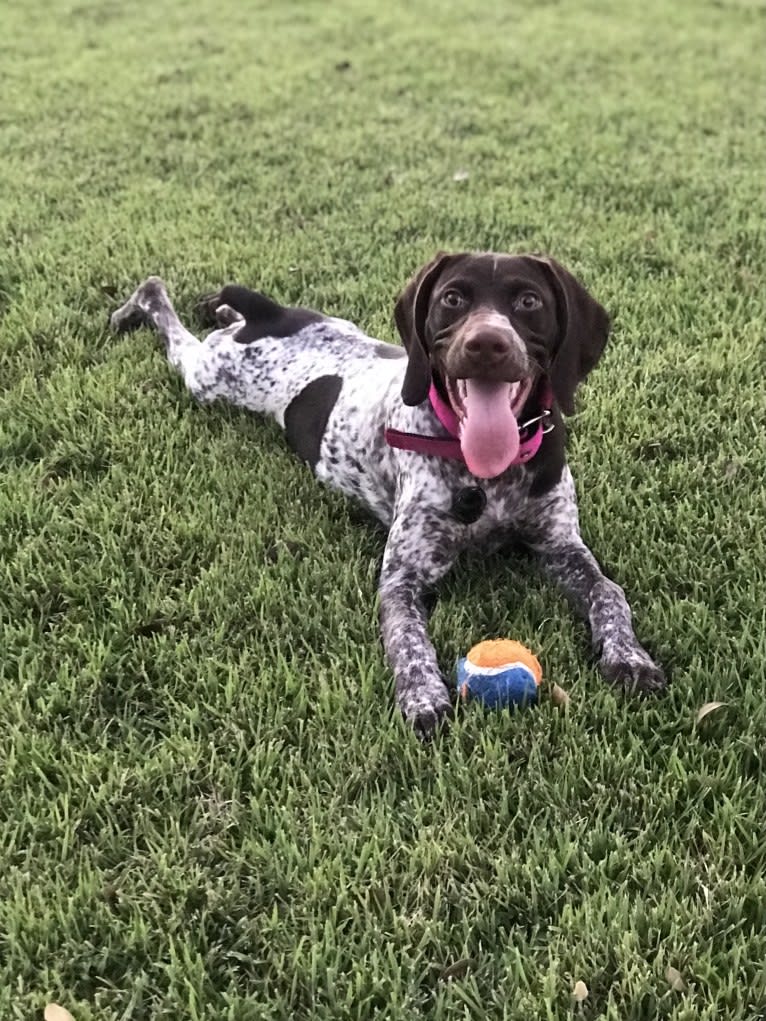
xmin=459 ymin=379 xmax=520 ymax=479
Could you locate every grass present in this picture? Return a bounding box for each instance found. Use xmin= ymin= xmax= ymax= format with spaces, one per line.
xmin=1 ymin=0 xmax=764 ymax=1017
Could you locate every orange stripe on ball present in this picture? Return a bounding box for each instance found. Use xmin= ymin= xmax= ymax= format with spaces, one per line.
xmin=467 ymin=639 xmax=543 ymax=684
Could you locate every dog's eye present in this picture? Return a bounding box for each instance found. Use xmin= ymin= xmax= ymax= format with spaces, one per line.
xmin=514 ymin=291 xmax=543 ymax=312
xmin=441 ymin=289 xmax=465 ymax=309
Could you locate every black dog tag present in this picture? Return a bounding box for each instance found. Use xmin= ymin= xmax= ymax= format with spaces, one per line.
xmin=451 ymin=486 xmax=487 ymax=524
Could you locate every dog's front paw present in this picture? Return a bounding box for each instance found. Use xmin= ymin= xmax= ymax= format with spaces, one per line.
xmin=599 ymin=644 xmax=667 ymax=695
xmin=397 ymin=678 xmax=453 ymax=741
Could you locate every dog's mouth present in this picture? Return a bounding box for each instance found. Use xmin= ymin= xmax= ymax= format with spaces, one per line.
xmin=446 ymin=376 xmax=535 ymax=479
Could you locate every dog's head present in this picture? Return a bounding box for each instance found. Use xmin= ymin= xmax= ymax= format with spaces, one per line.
xmin=393 ymin=251 xmax=610 ymax=478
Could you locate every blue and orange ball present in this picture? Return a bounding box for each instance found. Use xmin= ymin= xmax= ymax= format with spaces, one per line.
xmin=457 ymin=639 xmax=542 ymax=709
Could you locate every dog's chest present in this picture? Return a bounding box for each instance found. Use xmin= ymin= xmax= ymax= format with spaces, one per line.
xmin=456 ymin=474 xmax=538 ymax=544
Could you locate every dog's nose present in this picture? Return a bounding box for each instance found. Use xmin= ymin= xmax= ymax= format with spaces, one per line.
xmin=463 ymin=330 xmax=514 ymax=363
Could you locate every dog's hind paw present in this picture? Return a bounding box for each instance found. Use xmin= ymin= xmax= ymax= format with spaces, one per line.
xmin=109 ymin=302 xmax=147 ymax=334
xmin=194 ymin=291 xmax=223 ymax=327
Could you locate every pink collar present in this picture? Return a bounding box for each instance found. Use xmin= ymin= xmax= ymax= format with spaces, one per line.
xmin=385 ymin=379 xmax=553 ymax=469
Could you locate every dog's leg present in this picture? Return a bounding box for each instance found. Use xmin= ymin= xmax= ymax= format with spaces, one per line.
xmin=379 ymin=504 xmax=460 ymax=739
xmin=110 ymin=277 xmax=204 ymax=384
xmin=523 ymin=471 xmax=666 ymax=693
xmin=213 ymin=304 xmax=243 ymax=327
xmin=537 ymin=542 xmax=666 ymax=692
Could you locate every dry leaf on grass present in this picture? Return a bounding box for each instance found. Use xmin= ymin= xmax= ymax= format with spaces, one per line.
xmin=572 ymin=979 xmax=589 ymax=1002
xmin=550 ymin=683 xmax=570 ymax=707
xmin=696 ymin=701 xmax=727 ymax=724
xmin=440 ymin=958 xmax=474 ymax=981
xmin=666 ymin=966 xmax=685 ymax=991
xmin=44 ymin=1006 xmax=75 ymax=1021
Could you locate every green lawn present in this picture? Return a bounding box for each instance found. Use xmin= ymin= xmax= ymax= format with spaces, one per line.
xmin=1 ymin=1 xmax=764 ymax=1018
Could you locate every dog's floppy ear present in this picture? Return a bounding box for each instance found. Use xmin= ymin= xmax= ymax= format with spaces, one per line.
xmin=529 ymin=256 xmax=611 ymax=416
xmin=394 ymin=252 xmax=456 ymax=406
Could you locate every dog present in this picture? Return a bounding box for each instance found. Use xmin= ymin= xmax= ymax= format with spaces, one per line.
xmin=110 ymin=252 xmax=666 ymax=738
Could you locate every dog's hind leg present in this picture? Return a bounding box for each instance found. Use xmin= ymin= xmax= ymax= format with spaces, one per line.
xmin=111 ymin=277 xmax=356 ymax=442
xmin=111 ymin=276 xmax=198 ymax=366
xmin=110 ymin=276 xmax=212 ymax=394
xmin=109 ymin=277 xmax=320 ymax=421
xmin=196 ymin=284 xmax=325 ymax=341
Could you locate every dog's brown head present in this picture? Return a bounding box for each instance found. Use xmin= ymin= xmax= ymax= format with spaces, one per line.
xmin=394 ymin=252 xmax=610 ymax=479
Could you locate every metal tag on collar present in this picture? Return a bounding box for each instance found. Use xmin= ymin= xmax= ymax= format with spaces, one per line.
xmin=518 ymin=408 xmax=554 ymax=435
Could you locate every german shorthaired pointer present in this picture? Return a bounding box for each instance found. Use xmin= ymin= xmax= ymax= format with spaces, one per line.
xmin=111 ymin=253 xmax=665 ymax=738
